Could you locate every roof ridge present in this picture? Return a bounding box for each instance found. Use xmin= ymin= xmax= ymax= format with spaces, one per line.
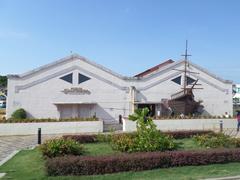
xmin=134 ymin=59 xmax=175 ymax=77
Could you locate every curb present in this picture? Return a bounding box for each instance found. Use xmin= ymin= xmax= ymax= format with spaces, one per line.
xmin=203 ymin=175 xmax=240 ymax=180
xmin=0 ymin=146 xmax=36 ymax=178
xmin=0 ymin=150 xmax=19 ymax=167
xmin=0 ymin=173 xmax=6 ymax=179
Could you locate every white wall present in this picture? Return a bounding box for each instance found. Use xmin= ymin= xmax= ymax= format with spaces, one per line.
xmin=123 ymin=118 xmax=237 ymax=132
xmin=133 ymin=62 xmax=233 ymax=116
xmin=7 ymin=56 xmax=233 ymax=122
xmin=7 ymin=57 xmax=129 ymax=122
xmin=0 ymin=121 xmax=103 ymax=136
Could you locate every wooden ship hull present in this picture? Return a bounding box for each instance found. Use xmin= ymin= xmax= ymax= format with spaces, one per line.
xmin=168 ymin=89 xmax=200 ymax=115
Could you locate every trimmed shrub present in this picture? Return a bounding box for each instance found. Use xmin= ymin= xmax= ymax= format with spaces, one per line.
xmin=40 ymin=137 xmax=84 ymax=158
xmin=194 ymin=133 xmax=234 ymax=148
xmin=165 ymin=130 xmax=214 ymax=139
xmin=46 ymin=148 xmax=240 ymax=176
xmin=96 ymin=133 xmax=113 ymax=142
xmin=63 ymin=135 xmax=97 ymax=143
xmin=232 ymin=138 xmax=240 ymax=147
xmin=11 ymin=108 xmax=27 ymax=119
xmin=111 ymin=133 xmax=136 ymax=152
xmin=63 ymin=134 xmax=113 ymax=144
xmin=63 ymin=130 xmax=214 ymax=144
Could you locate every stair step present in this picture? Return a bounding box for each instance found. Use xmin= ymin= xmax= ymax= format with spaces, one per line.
xmin=103 ymin=124 xmax=123 ymax=132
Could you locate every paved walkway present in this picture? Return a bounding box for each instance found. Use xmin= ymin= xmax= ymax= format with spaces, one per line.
xmin=223 ymin=128 xmax=240 ymax=137
xmin=0 ymin=135 xmax=60 ymax=163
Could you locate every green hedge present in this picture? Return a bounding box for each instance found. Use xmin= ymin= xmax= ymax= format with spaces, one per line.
xmin=46 ymin=148 xmax=240 ymax=176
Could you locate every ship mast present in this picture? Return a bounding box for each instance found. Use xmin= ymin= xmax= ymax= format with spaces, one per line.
xmin=181 ymin=40 xmax=191 ymax=93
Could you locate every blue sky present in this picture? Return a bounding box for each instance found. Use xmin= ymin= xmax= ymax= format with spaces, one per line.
xmin=0 ymin=0 xmax=240 ymax=83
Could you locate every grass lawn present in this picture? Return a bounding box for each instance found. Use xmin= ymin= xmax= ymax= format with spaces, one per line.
xmin=175 ymin=138 xmax=204 ymax=150
xmin=82 ymin=139 xmax=204 ymax=157
xmin=84 ymin=142 xmax=120 ymax=156
xmin=1 ymin=148 xmax=240 ymax=180
xmin=83 ymin=139 xmax=204 ymax=157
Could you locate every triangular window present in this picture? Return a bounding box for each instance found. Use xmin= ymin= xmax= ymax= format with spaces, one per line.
xmin=79 ymin=73 xmax=90 ymax=84
xmin=187 ymin=76 xmax=196 ymax=85
xmin=60 ymin=73 xmax=73 ymax=84
xmin=171 ymin=76 xmax=181 ymax=85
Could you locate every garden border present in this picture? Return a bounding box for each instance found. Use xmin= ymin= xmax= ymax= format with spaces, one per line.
xmin=46 ymin=148 xmax=240 ymax=176
xmin=63 ymin=130 xmax=214 ymax=143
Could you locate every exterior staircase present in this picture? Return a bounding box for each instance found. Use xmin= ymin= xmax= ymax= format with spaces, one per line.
xmin=103 ymin=121 xmax=123 ymax=132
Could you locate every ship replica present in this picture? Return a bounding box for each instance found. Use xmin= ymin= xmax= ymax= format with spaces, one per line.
xmin=168 ymin=41 xmax=203 ymax=115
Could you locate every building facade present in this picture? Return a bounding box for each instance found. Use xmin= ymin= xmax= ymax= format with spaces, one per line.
xmin=7 ymin=54 xmax=233 ymax=122
xmin=233 ymin=84 xmax=240 ymax=105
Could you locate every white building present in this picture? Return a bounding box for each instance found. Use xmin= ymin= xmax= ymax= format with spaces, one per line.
xmin=233 ymin=84 xmax=240 ymax=105
xmin=7 ymin=54 xmax=233 ymax=122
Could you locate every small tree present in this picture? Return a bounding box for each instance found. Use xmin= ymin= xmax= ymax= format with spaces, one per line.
xmin=129 ymin=108 xmax=176 ymax=152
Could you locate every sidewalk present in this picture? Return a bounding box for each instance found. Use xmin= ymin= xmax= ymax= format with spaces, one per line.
xmin=0 ymin=135 xmax=59 ymax=163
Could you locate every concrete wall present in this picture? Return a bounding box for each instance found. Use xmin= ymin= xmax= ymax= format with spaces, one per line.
xmin=123 ymin=118 xmax=237 ymax=132
xmin=0 ymin=121 xmax=103 ymax=136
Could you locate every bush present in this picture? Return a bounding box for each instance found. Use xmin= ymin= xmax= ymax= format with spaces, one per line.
xmin=111 ymin=133 xmax=136 ymax=152
xmin=40 ymin=137 xmax=84 ymax=158
xmin=111 ymin=108 xmax=177 ymax=152
xmin=232 ymin=138 xmax=240 ymax=147
xmin=63 ymin=131 xmax=214 ymax=144
xmin=11 ymin=108 xmax=27 ymax=119
xmin=194 ymin=133 xmax=234 ymax=148
xmin=63 ymin=134 xmax=113 ymax=144
xmin=112 ymin=132 xmax=176 ymax=153
xmin=165 ymin=130 xmax=214 ymax=139
xmin=63 ymin=135 xmax=97 ymax=143
xmin=96 ymin=133 xmax=113 ymax=142
xmin=46 ymin=148 xmax=240 ymax=176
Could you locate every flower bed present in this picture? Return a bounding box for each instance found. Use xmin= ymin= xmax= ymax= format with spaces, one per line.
xmin=63 ymin=130 xmax=214 ymax=144
xmin=46 ymin=148 xmax=240 ymax=176
xmin=42 ymin=108 xmax=240 ymax=177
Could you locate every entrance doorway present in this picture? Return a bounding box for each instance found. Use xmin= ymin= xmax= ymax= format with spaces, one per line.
xmin=137 ymin=104 xmax=156 ymax=117
xmin=56 ymin=104 xmax=96 ymax=119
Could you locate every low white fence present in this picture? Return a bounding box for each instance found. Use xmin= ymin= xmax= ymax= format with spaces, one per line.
xmin=0 ymin=121 xmax=103 ymax=136
xmin=123 ymin=118 xmax=237 ymax=132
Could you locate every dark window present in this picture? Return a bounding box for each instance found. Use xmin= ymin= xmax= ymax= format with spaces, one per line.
xmin=171 ymin=76 xmax=181 ymax=85
xmin=60 ymin=73 xmax=73 ymax=84
xmin=137 ymin=104 xmax=156 ymax=117
xmin=187 ymin=76 xmax=196 ymax=85
xmin=79 ymin=73 xmax=90 ymax=84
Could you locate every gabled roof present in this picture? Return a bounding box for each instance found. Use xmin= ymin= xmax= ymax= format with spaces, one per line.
xmin=7 ymin=54 xmax=133 ymax=80
xmin=7 ymin=54 xmax=232 ymax=84
xmin=134 ymin=59 xmax=175 ymax=78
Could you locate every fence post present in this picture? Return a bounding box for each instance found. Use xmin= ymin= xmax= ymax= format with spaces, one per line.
xmin=219 ymin=120 xmax=223 ymax=132
xmin=119 ymin=115 xmax=122 ymax=124
xmin=38 ymin=128 xmax=41 ymax=145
